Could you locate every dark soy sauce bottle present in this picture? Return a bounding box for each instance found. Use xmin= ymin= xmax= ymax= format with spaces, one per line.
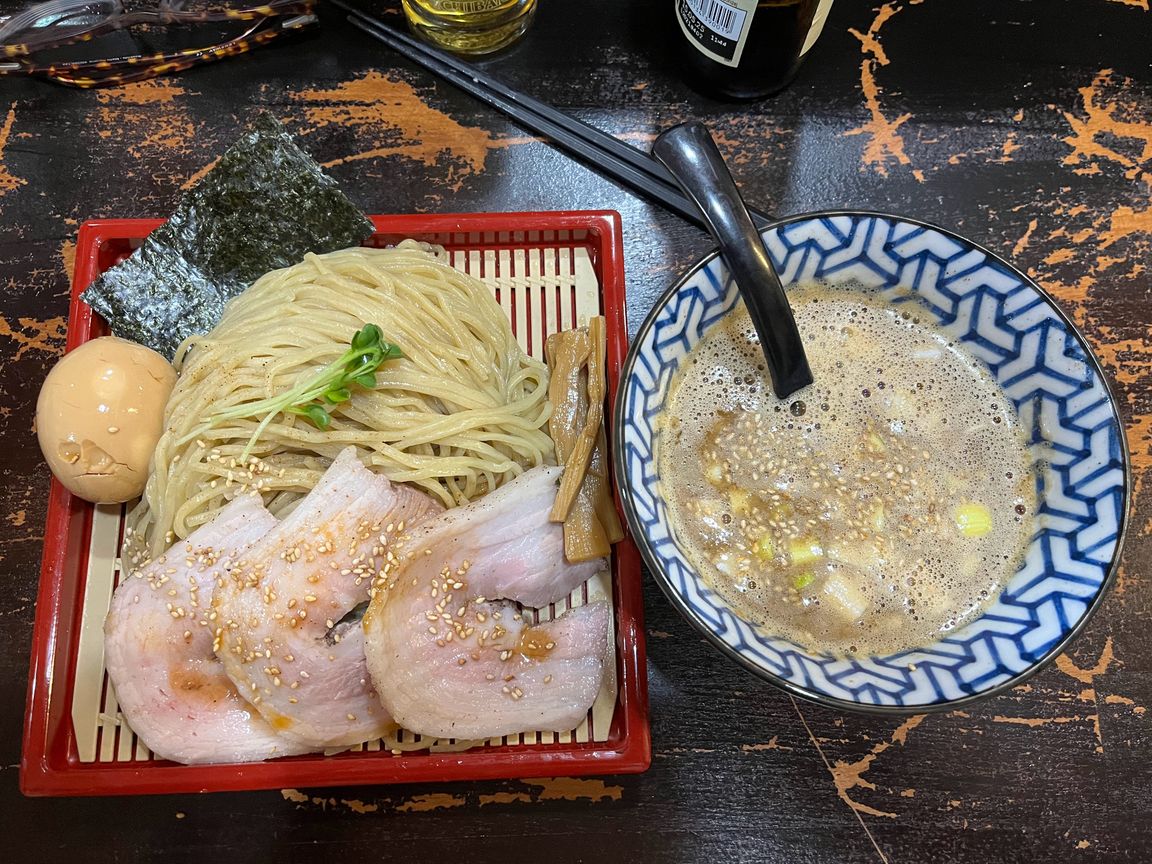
xmin=674 ymin=0 xmax=834 ymax=100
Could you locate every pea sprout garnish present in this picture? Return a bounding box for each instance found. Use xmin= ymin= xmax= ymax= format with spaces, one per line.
xmin=211 ymin=323 xmax=403 ymax=460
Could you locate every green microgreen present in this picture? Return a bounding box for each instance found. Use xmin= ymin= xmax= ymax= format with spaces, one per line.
xmin=210 ymin=323 xmax=402 ymax=460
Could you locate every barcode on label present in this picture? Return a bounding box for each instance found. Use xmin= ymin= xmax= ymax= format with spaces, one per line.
xmin=676 ymin=0 xmax=754 ymax=66
xmin=684 ymin=0 xmax=744 ymax=40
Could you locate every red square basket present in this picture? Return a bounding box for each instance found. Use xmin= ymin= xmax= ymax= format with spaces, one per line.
xmin=22 ymin=211 xmax=650 ymax=796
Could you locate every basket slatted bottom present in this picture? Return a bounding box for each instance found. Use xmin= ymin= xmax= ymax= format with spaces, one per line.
xmin=71 ymin=236 xmax=616 ymax=764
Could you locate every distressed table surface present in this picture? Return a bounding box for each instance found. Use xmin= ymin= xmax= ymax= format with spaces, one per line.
xmin=1 ymin=0 xmax=1149 ymax=861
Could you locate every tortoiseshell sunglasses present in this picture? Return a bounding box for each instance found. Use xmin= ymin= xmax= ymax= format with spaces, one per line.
xmin=0 ymin=0 xmax=318 ymax=87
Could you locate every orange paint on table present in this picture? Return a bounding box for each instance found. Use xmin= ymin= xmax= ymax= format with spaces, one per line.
xmin=0 ymin=107 xmax=27 ymax=197
xmin=395 ymin=793 xmax=468 ymax=812
xmin=93 ymin=79 xmax=200 ymax=162
xmin=845 ymin=2 xmax=922 ymax=181
xmin=1012 ymin=219 xmax=1039 ymax=256
xmin=1091 ymin=336 xmax=1152 ymax=388
xmin=827 ymin=714 xmax=927 ymax=820
xmin=1125 ymin=413 xmax=1152 ymax=473
xmin=340 ymin=798 xmax=379 ymax=814
xmin=741 ymin=736 xmax=793 ymax=752
xmin=1056 ymin=637 xmax=1116 ymax=686
xmin=1101 ymin=204 xmax=1152 ymax=247
xmin=1042 ymin=248 xmax=1076 ymax=266
xmin=59 ymin=240 xmax=76 ymax=282
xmin=1059 ymin=69 xmax=1152 ymax=266
xmin=991 ymin=715 xmax=1085 ymax=728
xmin=96 ymin=78 xmax=185 ymax=105
xmin=523 ymin=777 xmax=623 ymax=802
xmin=1030 ymin=275 xmax=1093 ymax=328
xmin=0 ymin=315 xmax=67 ymax=360
xmin=478 ymin=791 xmax=533 ymax=806
xmin=290 ymin=71 xmax=527 ymax=191
xmin=180 ymin=157 xmax=220 ymax=191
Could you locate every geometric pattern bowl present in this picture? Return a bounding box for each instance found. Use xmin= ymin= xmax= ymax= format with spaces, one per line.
xmin=614 ymin=211 xmax=1129 ymax=712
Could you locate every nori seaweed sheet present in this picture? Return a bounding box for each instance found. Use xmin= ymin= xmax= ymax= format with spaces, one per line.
xmin=81 ymin=113 xmax=375 ymax=358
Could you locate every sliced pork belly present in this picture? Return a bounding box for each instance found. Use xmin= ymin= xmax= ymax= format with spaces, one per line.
xmin=104 ymin=494 xmax=310 ymax=764
xmin=363 ymin=465 xmax=610 ymax=740
xmin=213 ymin=448 xmax=442 ymax=750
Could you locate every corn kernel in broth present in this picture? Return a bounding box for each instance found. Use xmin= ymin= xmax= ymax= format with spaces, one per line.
xmin=656 ymin=285 xmax=1037 ymax=657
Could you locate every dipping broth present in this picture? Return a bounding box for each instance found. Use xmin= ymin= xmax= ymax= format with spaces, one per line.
xmin=657 ymin=285 xmax=1037 ymax=657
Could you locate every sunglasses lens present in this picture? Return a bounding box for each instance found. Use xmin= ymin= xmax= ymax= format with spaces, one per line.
xmin=0 ymin=1 xmax=119 ymax=47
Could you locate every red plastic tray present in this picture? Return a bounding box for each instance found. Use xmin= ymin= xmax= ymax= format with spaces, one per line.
xmin=22 ymin=211 xmax=650 ymax=796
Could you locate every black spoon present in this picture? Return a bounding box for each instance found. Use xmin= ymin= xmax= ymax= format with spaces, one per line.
xmin=652 ymin=122 xmax=813 ymax=399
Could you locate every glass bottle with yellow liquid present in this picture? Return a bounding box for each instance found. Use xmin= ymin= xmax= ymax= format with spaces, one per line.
xmin=403 ymin=0 xmax=537 ymax=54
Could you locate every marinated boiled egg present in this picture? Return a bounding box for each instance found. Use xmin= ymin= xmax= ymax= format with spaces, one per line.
xmin=36 ymin=336 xmax=175 ymax=503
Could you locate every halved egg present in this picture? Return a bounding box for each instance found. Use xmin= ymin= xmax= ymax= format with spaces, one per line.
xmin=36 ymin=336 xmax=175 ymax=503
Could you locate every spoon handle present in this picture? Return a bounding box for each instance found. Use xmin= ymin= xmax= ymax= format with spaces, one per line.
xmin=652 ymin=122 xmax=813 ymax=399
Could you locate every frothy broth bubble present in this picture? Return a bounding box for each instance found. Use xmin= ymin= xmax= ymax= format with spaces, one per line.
xmin=656 ymin=284 xmax=1037 ymax=657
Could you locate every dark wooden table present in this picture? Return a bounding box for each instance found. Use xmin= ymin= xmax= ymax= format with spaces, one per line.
xmin=2 ymin=0 xmax=1149 ymax=860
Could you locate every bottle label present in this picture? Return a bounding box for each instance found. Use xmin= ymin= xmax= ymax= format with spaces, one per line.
xmin=433 ymin=0 xmax=510 ymax=10
xmin=801 ymin=0 xmax=835 ymax=56
xmin=676 ymin=0 xmax=757 ymax=68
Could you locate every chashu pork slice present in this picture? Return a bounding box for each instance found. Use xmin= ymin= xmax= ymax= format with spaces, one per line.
xmin=104 ymin=494 xmax=311 ymax=764
xmin=363 ymin=464 xmax=610 ymax=740
xmin=213 ymin=447 xmax=442 ymax=749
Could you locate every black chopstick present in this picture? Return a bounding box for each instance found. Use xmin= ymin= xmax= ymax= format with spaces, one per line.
xmin=329 ymin=0 xmax=775 ymax=231
xmin=335 ymin=6 xmax=713 ymax=229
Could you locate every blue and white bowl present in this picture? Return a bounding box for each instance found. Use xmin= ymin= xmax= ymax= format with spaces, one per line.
xmin=615 ymin=211 xmax=1130 ymax=712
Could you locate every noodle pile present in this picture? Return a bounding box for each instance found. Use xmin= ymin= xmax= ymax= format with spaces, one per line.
xmin=126 ymin=242 xmax=553 ymax=561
